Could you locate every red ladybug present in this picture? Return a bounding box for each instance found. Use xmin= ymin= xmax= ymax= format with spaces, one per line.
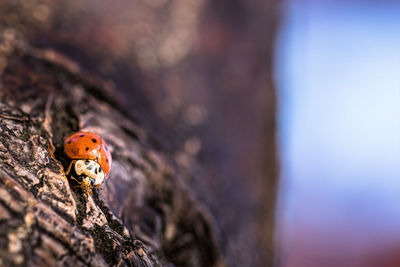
xmin=64 ymin=131 xmax=112 ymax=195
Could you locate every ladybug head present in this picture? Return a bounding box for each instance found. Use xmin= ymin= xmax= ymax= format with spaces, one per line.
xmin=74 ymin=159 xmax=105 ymax=186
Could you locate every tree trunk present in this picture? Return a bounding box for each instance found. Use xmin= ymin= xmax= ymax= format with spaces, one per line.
xmin=0 ymin=38 xmax=222 ymax=266
xmin=0 ymin=0 xmax=278 ymax=266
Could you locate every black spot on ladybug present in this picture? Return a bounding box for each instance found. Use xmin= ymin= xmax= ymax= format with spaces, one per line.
xmin=106 ymin=159 xmax=108 ymax=163
xmin=85 ymin=160 xmax=89 ymax=165
xmin=80 ymin=134 xmax=85 ymax=137
xmin=95 ymin=168 xmax=98 ymax=174
xmin=105 ymin=146 xmax=108 ymax=151
xmin=68 ymin=140 xmax=71 ymax=144
xmin=99 ymin=167 xmax=102 ymax=172
xmin=88 ymin=165 xmax=93 ymax=170
xmin=92 ymin=139 xmax=97 ymax=143
xmin=86 ymin=147 xmax=89 ymax=151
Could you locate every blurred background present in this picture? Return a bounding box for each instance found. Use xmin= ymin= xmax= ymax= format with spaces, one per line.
xmin=1 ymin=0 xmax=399 ymax=266
xmin=275 ymin=0 xmax=400 ymax=266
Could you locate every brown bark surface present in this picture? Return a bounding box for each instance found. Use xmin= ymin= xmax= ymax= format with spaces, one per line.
xmin=0 ymin=39 xmax=221 ymax=266
xmin=0 ymin=0 xmax=278 ymax=266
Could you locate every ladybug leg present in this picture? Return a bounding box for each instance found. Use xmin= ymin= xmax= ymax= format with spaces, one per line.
xmin=81 ymin=187 xmax=90 ymax=197
xmin=65 ymin=160 xmax=77 ymax=175
xmin=69 ymin=175 xmax=81 ymax=185
xmin=90 ymin=184 xmax=102 ymax=191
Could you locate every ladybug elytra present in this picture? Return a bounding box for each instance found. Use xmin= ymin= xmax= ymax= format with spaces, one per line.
xmin=64 ymin=131 xmax=112 ymax=195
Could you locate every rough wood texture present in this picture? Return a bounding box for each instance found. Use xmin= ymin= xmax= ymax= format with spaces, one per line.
xmin=0 ymin=35 xmax=222 ymax=266
xmin=0 ymin=0 xmax=279 ymax=266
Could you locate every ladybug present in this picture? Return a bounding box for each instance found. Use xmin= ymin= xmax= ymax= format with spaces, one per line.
xmin=64 ymin=131 xmax=112 ymax=195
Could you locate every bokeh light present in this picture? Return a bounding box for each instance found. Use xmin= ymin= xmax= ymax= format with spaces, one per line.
xmin=276 ymin=0 xmax=400 ymax=266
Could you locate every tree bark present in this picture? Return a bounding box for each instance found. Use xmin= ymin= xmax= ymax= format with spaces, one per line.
xmin=0 ymin=37 xmax=222 ymax=266
xmin=0 ymin=0 xmax=279 ymax=265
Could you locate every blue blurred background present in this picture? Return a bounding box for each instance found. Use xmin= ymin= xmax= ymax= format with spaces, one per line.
xmin=275 ymin=0 xmax=400 ymax=266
